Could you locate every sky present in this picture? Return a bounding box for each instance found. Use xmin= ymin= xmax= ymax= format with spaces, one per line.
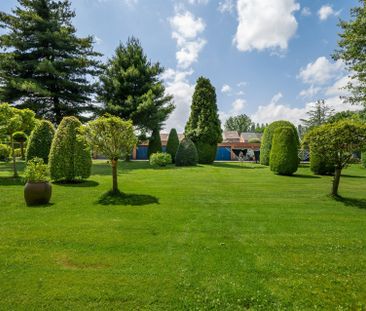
xmin=0 ymin=0 xmax=362 ymax=131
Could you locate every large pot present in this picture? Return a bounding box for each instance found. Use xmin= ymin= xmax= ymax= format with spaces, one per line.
xmin=24 ymin=182 xmax=52 ymax=206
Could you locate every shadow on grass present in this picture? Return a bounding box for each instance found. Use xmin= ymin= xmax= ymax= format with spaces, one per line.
xmin=213 ymin=162 xmax=266 ymax=170
xmin=53 ymin=180 xmax=99 ymax=187
xmin=97 ymin=191 xmax=159 ymax=206
xmin=292 ymin=174 xmax=321 ymax=179
xmin=341 ymin=174 xmax=366 ymax=179
xmin=333 ymin=196 xmax=366 ymax=209
xmin=26 ymin=203 xmax=55 ymax=208
xmin=0 ymin=176 xmax=24 ymax=186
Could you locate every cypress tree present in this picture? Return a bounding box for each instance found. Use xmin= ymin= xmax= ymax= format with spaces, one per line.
xmin=0 ymin=0 xmax=102 ymax=124
xmin=270 ymin=127 xmax=299 ymax=175
xmin=148 ymin=129 xmax=162 ymax=158
xmin=166 ymin=128 xmax=179 ymax=163
xmin=185 ymin=76 xmax=222 ymax=164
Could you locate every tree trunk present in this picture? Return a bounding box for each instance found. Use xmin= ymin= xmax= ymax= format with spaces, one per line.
xmin=11 ymin=136 xmax=18 ymax=178
xmin=111 ymin=159 xmax=118 ymax=193
xmin=332 ymin=167 xmax=342 ymax=196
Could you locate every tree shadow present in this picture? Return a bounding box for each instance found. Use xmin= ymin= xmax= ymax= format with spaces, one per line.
xmin=0 ymin=176 xmax=24 ymax=186
xmin=341 ymin=174 xmax=366 ymax=179
xmin=97 ymin=191 xmax=159 ymax=206
xmin=213 ymin=162 xmax=266 ymax=170
xmin=26 ymin=203 xmax=55 ymax=208
xmin=53 ymin=180 xmax=99 ymax=187
xmin=333 ymin=195 xmax=366 ymax=209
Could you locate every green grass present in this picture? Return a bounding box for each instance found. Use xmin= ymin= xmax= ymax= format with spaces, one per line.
xmin=0 ymin=160 xmax=366 ymax=310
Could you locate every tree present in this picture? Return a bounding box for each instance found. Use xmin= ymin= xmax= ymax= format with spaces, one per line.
xmin=0 ymin=0 xmax=101 ymax=124
xmin=305 ymin=120 xmax=366 ymax=196
xmin=0 ymin=103 xmax=35 ymax=177
xmin=148 ymin=129 xmax=162 ymax=158
xmin=224 ymin=114 xmax=252 ymax=133
xmin=166 ymin=128 xmax=179 ymax=163
xmin=300 ymin=100 xmax=334 ymax=130
xmin=49 ymin=116 xmax=91 ymax=182
xmin=98 ymin=38 xmax=174 ymax=137
xmin=260 ymin=120 xmax=299 ymax=166
xmin=12 ymin=131 xmax=27 ymax=160
xmin=84 ymin=115 xmax=137 ymax=193
xmin=26 ymin=120 xmax=55 ymax=163
xmin=333 ymin=1 xmax=366 ymax=107
xmin=270 ymin=127 xmax=299 ymax=175
xmin=175 ymin=138 xmax=198 ymax=167
xmin=185 ymin=77 xmax=222 ymax=164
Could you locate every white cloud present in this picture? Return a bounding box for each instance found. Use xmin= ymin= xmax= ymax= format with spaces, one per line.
xmin=234 ymin=0 xmax=300 ymax=52
xmin=93 ymin=35 xmax=103 ymax=45
xmin=298 ymin=56 xmax=344 ymax=85
xmin=169 ymin=11 xmax=206 ymax=69
xmin=237 ymin=81 xmax=247 ymax=87
xmin=299 ymin=85 xmax=321 ymax=98
xmin=301 ymin=7 xmax=311 ymax=16
xmin=325 ymin=75 xmax=350 ymax=97
xmin=186 ymin=0 xmax=209 ymax=5
xmin=219 ymin=98 xmax=247 ymax=125
xmin=221 ymin=84 xmax=232 ymax=93
xmin=318 ymin=5 xmax=339 ymax=21
xmin=218 ymin=0 xmax=234 ymax=13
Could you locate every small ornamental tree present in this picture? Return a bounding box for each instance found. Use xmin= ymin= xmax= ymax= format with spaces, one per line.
xmin=12 ymin=131 xmax=27 ymax=160
xmin=148 ymin=129 xmax=162 ymax=158
xmin=166 ymin=128 xmax=179 ymax=163
xmin=270 ymin=127 xmax=299 ymax=175
xmin=305 ymin=120 xmax=366 ymax=196
xmin=49 ymin=116 xmax=91 ymax=182
xmin=175 ymin=138 xmax=198 ymax=167
xmin=26 ymin=120 xmax=55 ymax=163
xmin=84 ymin=115 xmax=137 ymax=193
xmin=260 ymin=120 xmax=299 ymax=166
xmin=309 ymin=148 xmax=335 ymax=175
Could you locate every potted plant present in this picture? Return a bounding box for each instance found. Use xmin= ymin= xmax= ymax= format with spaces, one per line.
xmin=24 ymin=158 xmax=52 ymax=206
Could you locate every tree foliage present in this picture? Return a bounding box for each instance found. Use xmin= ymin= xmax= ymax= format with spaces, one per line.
xmin=224 ymin=114 xmax=252 ymax=133
xmin=0 ymin=0 xmax=102 ymax=124
xmin=166 ymin=128 xmax=179 ymax=163
xmin=309 ymin=148 xmax=336 ymax=175
xmin=185 ymin=76 xmax=222 ymax=164
xmin=148 ymin=129 xmax=162 ymax=158
xmin=98 ymin=37 xmax=174 ymax=137
xmin=49 ymin=116 xmax=91 ymax=182
xmin=300 ymin=100 xmax=334 ymax=130
xmin=175 ymin=138 xmax=198 ymax=167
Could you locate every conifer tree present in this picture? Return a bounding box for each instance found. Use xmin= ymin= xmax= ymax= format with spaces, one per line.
xmin=0 ymin=0 xmax=101 ymax=124
xmin=166 ymin=128 xmax=179 ymax=163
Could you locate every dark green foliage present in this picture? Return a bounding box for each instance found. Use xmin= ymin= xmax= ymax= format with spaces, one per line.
xmin=362 ymin=152 xmax=366 ymax=168
xmin=26 ymin=120 xmax=55 ymax=164
xmin=149 ymin=152 xmax=172 ymax=167
xmin=185 ymin=76 xmax=222 ymax=164
xmin=166 ymin=128 xmax=179 ymax=163
xmin=224 ymin=114 xmax=252 ymax=133
xmin=99 ymin=37 xmax=174 ymax=137
xmin=49 ymin=116 xmax=91 ymax=181
xmin=260 ymin=120 xmax=299 ymax=166
xmin=270 ymin=127 xmax=299 ymax=175
xmin=148 ymin=129 xmax=162 ymax=158
xmin=175 ymin=138 xmax=198 ymax=167
xmin=0 ymin=144 xmax=11 ymax=161
xmin=310 ymin=148 xmax=335 ymax=175
xmin=0 ymin=0 xmax=102 ymax=124
xmin=12 ymin=132 xmax=27 ymax=143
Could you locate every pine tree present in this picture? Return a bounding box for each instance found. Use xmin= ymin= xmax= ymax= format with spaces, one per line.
xmin=185 ymin=76 xmax=222 ymax=164
xmin=0 ymin=0 xmax=102 ymax=124
xmin=300 ymin=100 xmax=334 ymax=130
xmin=98 ymin=37 xmax=174 ymax=137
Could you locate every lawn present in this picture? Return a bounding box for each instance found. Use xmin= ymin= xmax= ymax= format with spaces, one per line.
xmin=0 ymin=160 xmax=366 ymax=310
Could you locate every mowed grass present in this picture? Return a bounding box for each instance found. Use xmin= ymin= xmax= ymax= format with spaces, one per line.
xmin=0 ymin=160 xmax=366 ymax=310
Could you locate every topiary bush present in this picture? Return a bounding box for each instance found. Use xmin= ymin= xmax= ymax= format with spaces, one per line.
xmin=150 ymin=152 xmax=172 ymax=167
xmin=166 ymin=128 xmax=179 ymax=163
xmin=260 ymin=120 xmax=299 ymax=166
xmin=270 ymin=127 xmax=299 ymax=175
xmin=310 ymin=147 xmax=336 ymax=175
xmin=0 ymin=144 xmax=11 ymax=161
xmin=12 ymin=131 xmax=27 ymax=159
xmin=26 ymin=120 xmax=55 ymax=163
xmin=196 ymin=142 xmax=217 ymax=164
xmin=175 ymin=138 xmax=198 ymax=167
xmin=148 ymin=129 xmax=162 ymax=158
xmin=49 ymin=116 xmax=91 ymax=182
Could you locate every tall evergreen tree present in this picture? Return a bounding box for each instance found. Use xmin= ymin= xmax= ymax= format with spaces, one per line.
xmin=185 ymin=76 xmax=222 ymax=164
xmin=148 ymin=129 xmax=162 ymax=158
xmin=166 ymin=128 xmax=179 ymax=163
xmin=98 ymin=37 xmax=174 ymax=138
xmin=0 ymin=0 xmax=101 ymax=124
xmin=300 ymin=100 xmax=334 ymax=130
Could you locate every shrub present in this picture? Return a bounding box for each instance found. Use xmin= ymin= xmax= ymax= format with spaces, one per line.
xmin=0 ymin=144 xmax=11 ymax=161
xmin=26 ymin=120 xmax=55 ymax=163
xmin=148 ymin=129 xmax=162 ymax=158
xmin=248 ymin=138 xmax=261 ymax=143
xmin=270 ymin=127 xmax=299 ymax=175
xmin=362 ymin=152 xmax=366 ymax=168
xmin=150 ymin=152 xmax=172 ymax=167
xmin=310 ymin=148 xmax=336 ymax=175
xmin=166 ymin=128 xmax=179 ymax=163
xmin=260 ymin=120 xmax=299 ymax=166
xmin=24 ymin=158 xmax=50 ymax=183
xmin=49 ymin=116 xmax=91 ymax=182
xmin=175 ymin=138 xmax=198 ymax=166
xmin=11 ymin=148 xmax=22 ymax=158
xmin=196 ymin=142 xmax=217 ymax=164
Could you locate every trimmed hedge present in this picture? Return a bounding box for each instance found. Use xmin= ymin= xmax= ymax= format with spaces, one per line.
xmin=150 ymin=152 xmax=172 ymax=167
xmin=148 ymin=129 xmax=162 ymax=158
xmin=166 ymin=128 xmax=179 ymax=163
xmin=49 ymin=116 xmax=91 ymax=182
xmin=310 ymin=147 xmax=336 ymax=175
xmin=175 ymin=138 xmax=198 ymax=166
xmin=196 ymin=142 xmax=217 ymax=164
xmin=0 ymin=144 xmax=11 ymax=161
xmin=260 ymin=120 xmax=299 ymax=166
xmin=270 ymin=127 xmax=299 ymax=175
xmin=362 ymin=152 xmax=366 ymax=168
xmin=26 ymin=120 xmax=55 ymax=163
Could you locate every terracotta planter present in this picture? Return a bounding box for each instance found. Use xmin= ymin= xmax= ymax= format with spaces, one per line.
xmin=24 ymin=182 xmax=52 ymax=206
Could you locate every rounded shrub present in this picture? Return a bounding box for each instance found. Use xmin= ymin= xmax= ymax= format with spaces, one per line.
xmin=362 ymin=152 xmax=366 ymax=168
xmin=196 ymin=142 xmax=217 ymax=164
xmin=12 ymin=131 xmax=27 ymax=159
xmin=175 ymin=138 xmax=198 ymax=167
xmin=148 ymin=129 xmax=162 ymax=158
xmin=11 ymin=148 xmax=22 ymax=158
xmin=270 ymin=127 xmax=299 ymax=175
xmin=49 ymin=116 xmax=91 ymax=182
xmin=0 ymin=144 xmax=11 ymax=161
xmin=260 ymin=120 xmax=299 ymax=166
xmin=166 ymin=128 xmax=179 ymax=163
xmin=150 ymin=152 xmax=172 ymax=167
xmin=26 ymin=120 xmax=55 ymax=163
xmin=310 ymin=148 xmax=335 ymax=175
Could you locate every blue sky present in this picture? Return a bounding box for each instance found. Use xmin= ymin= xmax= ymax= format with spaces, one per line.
xmin=0 ymin=0 xmax=360 ymax=131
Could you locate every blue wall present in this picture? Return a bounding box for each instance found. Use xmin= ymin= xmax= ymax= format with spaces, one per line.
xmin=136 ymin=146 xmax=148 ymax=160
xmin=215 ymin=146 xmax=231 ymax=161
